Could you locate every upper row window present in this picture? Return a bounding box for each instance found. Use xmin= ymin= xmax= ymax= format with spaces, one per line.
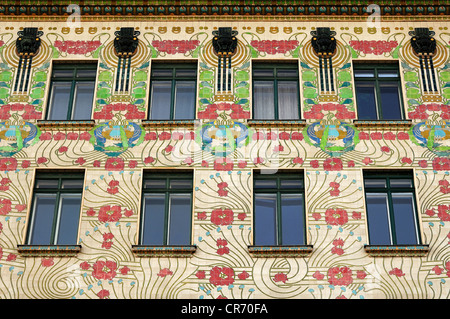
xmin=45 ymin=61 xmax=404 ymax=121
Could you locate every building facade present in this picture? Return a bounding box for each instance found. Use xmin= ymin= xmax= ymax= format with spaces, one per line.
xmin=0 ymin=1 xmax=449 ymax=299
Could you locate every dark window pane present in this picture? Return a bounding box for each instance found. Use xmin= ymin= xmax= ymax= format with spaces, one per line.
xmin=366 ymin=193 xmax=391 ymax=245
xmin=144 ymin=180 xmax=166 ymax=189
xmin=168 ymin=194 xmax=191 ymax=245
xmin=176 ymin=69 xmax=197 ymax=78
xmin=390 ymin=179 xmax=413 ymax=188
xmin=152 ymin=69 xmax=173 ymax=77
xmin=61 ymin=179 xmax=84 ymax=189
xmin=35 ymin=179 xmax=59 ymax=189
xmin=278 ymin=81 xmax=299 ymax=119
xmin=170 ymin=179 xmax=192 ymax=189
xmin=354 ymin=69 xmax=374 ymax=78
xmin=56 ymin=194 xmax=81 ymax=245
xmin=48 ymin=82 xmax=72 ymax=120
xmin=76 ymin=69 xmax=97 ymax=78
xmin=253 ymin=69 xmax=274 ymax=77
xmin=72 ymin=82 xmax=95 ymax=120
xmin=174 ymin=81 xmax=196 ymax=119
xmin=150 ymin=81 xmax=172 ymax=119
xmin=364 ymin=179 xmax=386 ymax=188
xmin=392 ymin=194 xmax=418 ymax=245
xmin=277 ymin=69 xmax=298 ymax=78
xmin=253 ymin=81 xmax=275 ymax=119
xmin=379 ymin=83 xmax=402 ymax=119
xmin=141 ymin=194 xmax=166 ymax=245
xmin=254 ymin=179 xmax=277 ymax=189
xmin=281 ymin=194 xmax=304 ymax=245
xmin=355 ymin=82 xmax=378 ymax=120
xmin=53 ymin=69 xmax=75 ymax=78
xmin=254 ymin=194 xmax=277 ymax=245
xmin=29 ymin=194 xmax=57 ymax=245
xmin=280 ymin=179 xmax=303 ymax=189
xmin=378 ymin=69 xmax=398 ymax=78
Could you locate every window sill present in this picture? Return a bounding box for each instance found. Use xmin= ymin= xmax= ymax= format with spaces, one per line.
xmin=37 ymin=120 xmax=95 ymax=130
xmin=17 ymin=245 xmax=81 ymax=257
xmin=364 ymin=244 xmax=429 ymax=257
xmin=352 ymin=120 xmax=412 ymax=129
xmin=141 ymin=120 xmax=197 ymax=128
xmin=247 ymin=119 xmax=307 ymax=128
xmin=248 ymin=245 xmax=313 ymax=258
xmin=131 ymin=245 xmax=197 ymax=257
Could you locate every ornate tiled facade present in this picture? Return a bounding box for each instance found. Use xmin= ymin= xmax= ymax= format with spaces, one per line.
xmin=0 ymin=1 xmax=449 ymax=300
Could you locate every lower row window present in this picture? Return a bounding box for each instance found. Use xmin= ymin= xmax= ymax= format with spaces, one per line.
xmin=24 ymin=170 xmax=423 ymax=249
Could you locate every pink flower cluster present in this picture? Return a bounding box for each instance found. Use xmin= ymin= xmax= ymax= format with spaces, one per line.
xmin=152 ymin=40 xmax=200 ymax=54
xmin=250 ymin=40 xmax=299 ymax=54
xmin=408 ymin=104 xmax=450 ymax=120
xmin=54 ymin=40 xmax=102 ymax=55
xmin=198 ymin=103 xmax=249 ymax=120
xmin=93 ymin=103 xmax=145 ymax=120
xmin=359 ymin=131 xmax=409 ymax=141
xmin=349 ymin=40 xmax=398 ymax=55
xmin=0 ymin=103 xmax=42 ymax=120
xmin=433 ymin=157 xmax=450 ymax=171
xmin=303 ymin=103 xmax=356 ymax=120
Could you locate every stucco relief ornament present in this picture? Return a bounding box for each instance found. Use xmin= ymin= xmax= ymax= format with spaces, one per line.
xmin=89 ymin=113 xmax=144 ymax=157
xmin=196 ymin=112 xmax=251 ymax=157
xmin=0 ymin=113 xmax=40 ymax=156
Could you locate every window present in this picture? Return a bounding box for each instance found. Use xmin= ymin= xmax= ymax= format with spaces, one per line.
xmin=252 ymin=62 xmax=300 ymax=120
xmin=149 ymin=63 xmax=197 ymax=120
xmin=139 ymin=172 xmax=193 ymax=246
xmin=253 ymin=172 xmax=306 ymax=246
xmin=26 ymin=172 xmax=84 ymax=245
xmin=46 ymin=63 xmax=97 ymax=120
xmin=354 ymin=63 xmax=404 ymax=120
xmin=364 ymin=171 xmax=421 ymax=245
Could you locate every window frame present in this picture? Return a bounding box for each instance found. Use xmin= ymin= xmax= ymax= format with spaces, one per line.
xmin=363 ymin=170 xmax=422 ymax=246
xmin=253 ymin=171 xmax=306 ymax=246
xmin=252 ymin=62 xmax=301 ymax=120
xmin=148 ymin=62 xmax=198 ymax=120
xmin=139 ymin=172 xmax=194 ymax=246
xmin=46 ymin=62 xmax=97 ymax=121
xmin=353 ymin=62 xmax=405 ymax=120
xmin=26 ymin=171 xmax=85 ymax=246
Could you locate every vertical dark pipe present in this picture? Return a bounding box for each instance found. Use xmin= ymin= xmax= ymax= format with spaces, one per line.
xmin=329 ymin=57 xmax=334 ymax=92
xmin=217 ymin=57 xmax=222 ymax=92
xmin=125 ymin=56 xmax=131 ymax=92
xmin=324 ymin=57 xmax=329 ymax=92
xmin=429 ymin=57 xmax=437 ymax=92
xmin=115 ymin=56 xmax=122 ymax=92
xmin=14 ymin=57 xmax=23 ymax=92
xmin=23 ymin=56 xmax=33 ymax=93
xmin=319 ymin=57 xmax=324 ymax=92
xmin=419 ymin=57 xmax=428 ymax=92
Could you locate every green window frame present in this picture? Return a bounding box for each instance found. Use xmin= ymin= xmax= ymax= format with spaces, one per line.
xmin=46 ymin=63 xmax=97 ymax=120
xmin=140 ymin=172 xmax=193 ymax=246
xmin=148 ymin=63 xmax=197 ymax=120
xmin=253 ymin=172 xmax=306 ymax=246
xmin=252 ymin=62 xmax=301 ymax=120
xmin=363 ymin=171 xmax=421 ymax=246
xmin=26 ymin=172 xmax=84 ymax=245
xmin=353 ymin=63 xmax=404 ymax=120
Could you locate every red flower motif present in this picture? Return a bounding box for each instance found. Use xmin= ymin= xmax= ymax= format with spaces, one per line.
xmin=389 ymin=268 xmax=405 ymax=277
xmin=397 ymin=132 xmax=409 ymax=140
xmin=41 ymin=258 xmax=54 ymax=267
xmin=359 ymin=132 xmax=370 ymax=140
xmin=273 ymin=144 xmax=284 ymax=152
xmin=237 ymin=160 xmax=247 ymax=169
xmin=323 ymin=158 xmax=343 ymax=171
xmin=75 ymin=157 xmax=86 ymax=165
xmin=165 ymin=145 xmax=174 ymax=153
xmin=356 ymin=270 xmax=367 ymax=279
xmin=331 ymin=238 xmax=345 ymax=255
xmin=312 ymin=213 xmax=321 ymax=220
xmin=37 ymin=157 xmax=48 ymax=165
xmin=144 ymin=156 xmax=155 ymax=165
xmin=152 ymin=40 xmax=200 ymax=54
xmin=98 ymin=205 xmax=122 ymax=223
xmin=54 ymin=40 xmax=101 ymax=55
xmin=53 ymin=132 xmax=66 ymax=140
xmin=370 ymin=132 xmax=382 ymax=140
xmin=439 ymin=180 xmax=450 ymax=194
xmin=327 ymin=266 xmax=353 ymax=286
xmin=97 ymin=289 xmax=110 ymax=299
xmin=92 ymin=260 xmax=117 ymax=280
xmin=197 ymin=211 xmax=207 ymax=220
xmin=325 ymin=208 xmax=348 ymax=226
xmin=196 ymin=270 xmax=206 ymax=279
xmin=432 ymin=157 xmax=450 ymax=171
xmin=349 ymin=40 xmax=398 ymax=55
xmin=102 ymin=232 xmax=114 ymax=249
xmin=437 ymin=205 xmax=450 ymax=222
xmin=0 ymin=158 xmax=17 ymax=171
xmin=238 ymin=271 xmax=249 ymax=280
xmin=159 ymin=132 xmax=171 ymax=140
xmin=381 ymin=146 xmax=390 ymax=153
xmin=105 ymin=158 xmax=125 ymax=171
xmin=0 ymin=198 xmax=12 ymax=215
xmin=279 ymin=132 xmax=290 ymax=140
xmin=383 ymin=132 xmax=396 ymax=140
xmin=80 ymin=261 xmax=90 ymax=270
xmin=418 ymin=160 xmax=428 ymax=168
xmin=21 ymin=160 xmax=30 ymax=169
xmin=273 ymin=273 xmax=288 ymax=284
xmin=291 ymin=132 xmax=303 ymax=140
xmin=362 ymin=157 xmax=373 ymax=165
xmin=157 ymin=268 xmax=173 ymax=277
xmin=107 ymin=180 xmax=119 ymax=195
xmin=250 ymin=40 xmax=299 ymax=54
xmin=214 ymin=158 xmax=234 ymax=171
xmin=211 ymin=208 xmax=234 ymax=226
xmin=401 ymin=157 xmax=412 ymax=165
xmin=209 ymin=266 xmax=235 ymax=286
xmin=58 ymin=146 xmax=68 ymax=153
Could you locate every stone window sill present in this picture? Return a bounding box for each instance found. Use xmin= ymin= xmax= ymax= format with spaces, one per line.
xmin=17 ymin=245 xmax=81 ymax=257
xmin=141 ymin=120 xmax=197 ymax=128
xmin=352 ymin=119 xmax=412 ymax=129
xmin=364 ymin=244 xmax=429 ymax=257
xmin=131 ymin=245 xmax=197 ymax=257
xmin=248 ymin=245 xmax=313 ymax=258
xmin=37 ymin=120 xmax=95 ymax=130
xmin=247 ymin=119 xmax=307 ymax=128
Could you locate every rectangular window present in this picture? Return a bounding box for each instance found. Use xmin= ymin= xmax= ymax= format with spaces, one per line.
xmin=354 ymin=63 xmax=404 ymax=120
xmin=46 ymin=63 xmax=97 ymax=120
xmin=253 ymin=172 xmax=306 ymax=246
xmin=252 ymin=63 xmax=300 ymax=120
xmin=140 ymin=172 xmax=193 ymax=245
xmin=364 ymin=171 xmax=421 ymax=245
xmin=149 ymin=63 xmax=197 ymax=120
xmin=27 ymin=172 xmax=84 ymax=245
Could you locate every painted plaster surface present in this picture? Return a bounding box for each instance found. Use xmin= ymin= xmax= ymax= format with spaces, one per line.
xmin=0 ymin=15 xmax=449 ymax=300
